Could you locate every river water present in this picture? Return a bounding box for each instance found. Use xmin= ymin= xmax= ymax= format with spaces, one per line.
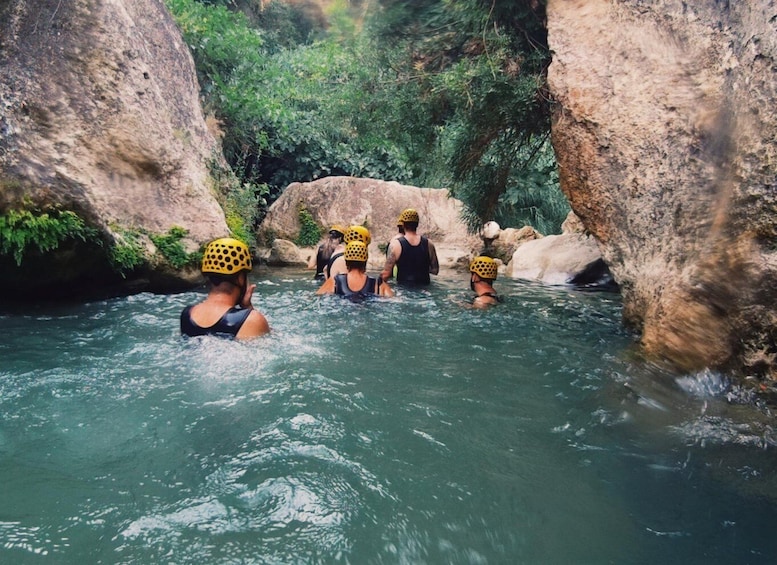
xmin=1 ymin=268 xmax=775 ymax=564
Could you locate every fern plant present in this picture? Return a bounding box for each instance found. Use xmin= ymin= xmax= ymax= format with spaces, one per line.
xmin=0 ymin=209 xmax=97 ymax=266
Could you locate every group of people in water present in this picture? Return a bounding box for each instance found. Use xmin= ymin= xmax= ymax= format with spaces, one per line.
xmin=181 ymin=208 xmax=500 ymax=339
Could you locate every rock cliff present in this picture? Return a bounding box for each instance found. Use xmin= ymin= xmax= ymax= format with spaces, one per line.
xmin=547 ymin=0 xmax=777 ymax=378
xmin=0 ymin=0 xmax=228 ymax=297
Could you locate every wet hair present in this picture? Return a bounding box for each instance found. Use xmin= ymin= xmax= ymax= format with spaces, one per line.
xmin=319 ymin=234 xmax=342 ymax=262
xmin=345 ymin=260 xmax=367 ymax=270
xmin=206 ymin=272 xmax=241 ymax=287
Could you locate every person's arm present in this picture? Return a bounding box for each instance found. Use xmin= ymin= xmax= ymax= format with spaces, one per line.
xmin=381 ymin=240 xmax=400 ymax=281
xmin=379 ymin=280 xmax=394 ymax=298
xmin=428 ymin=240 xmax=439 ymax=275
xmin=307 ymin=246 xmax=318 ymax=269
xmin=316 ymin=276 xmax=336 ymax=295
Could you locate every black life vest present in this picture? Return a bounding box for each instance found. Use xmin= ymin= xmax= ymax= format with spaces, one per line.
xmin=180 ymin=305 xmax=251 ymax=338
xmin=396 ymin=236 xmax=431 ymax=285
xmin=333 ymin=273 xmax=382 ymax=302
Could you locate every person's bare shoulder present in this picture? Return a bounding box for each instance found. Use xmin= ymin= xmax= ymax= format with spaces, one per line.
xmin=238 ymin=310 xmax=270 ymax=338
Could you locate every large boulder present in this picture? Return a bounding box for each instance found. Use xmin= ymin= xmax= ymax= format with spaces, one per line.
xmin=547 ymin=0 xmax=777 ymax=379
xmin=259 ymin=176 xmax=481 ymax=269
xmin=508 ymin=233 xmax=602 ymax=286
xmin=0 ymin=0 xmax=229 ymax=297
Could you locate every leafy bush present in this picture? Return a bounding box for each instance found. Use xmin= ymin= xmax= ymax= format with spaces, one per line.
xmin=149 ymin=226 xmax=196 ymax=269
xmin=295 ymin=205 xmax=321 ymax=247
xmin=109 ymin=227 xmax=146 ymax=277
xmin=208 ymin=153 xmax=268 ymax=246
xmin=0 ymin=209 xmax=97 ymax=265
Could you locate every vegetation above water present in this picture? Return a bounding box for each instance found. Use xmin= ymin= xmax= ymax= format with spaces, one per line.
xmin=165 ymin=0 xmax=570 ymax=234
xmin=0 ymin=208 xmax=97 ymax=265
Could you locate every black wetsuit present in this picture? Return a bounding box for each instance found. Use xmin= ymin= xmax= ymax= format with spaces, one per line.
xmin=180 ymin=305 xmax=252 ymax=338
xmin=396 ymin=236 xmax=431 ymax=285
xmin=333 ymin=273 xmax=382 ymax=301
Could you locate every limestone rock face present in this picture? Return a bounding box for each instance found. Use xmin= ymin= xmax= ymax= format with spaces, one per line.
xmin=0 ymin=0 xmax=228 ymax=295
xmin=547 ymin=0 xmax=777 ymax=378
xmin=259 ymin=176 xmax=481 ymax=269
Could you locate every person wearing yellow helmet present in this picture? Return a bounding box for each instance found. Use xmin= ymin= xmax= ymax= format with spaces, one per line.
xmin=307 ymin=224 xmax=346 ymax=280
xmin=381 ymin=208 xmax=439 ymax=285
xmin=316 ymin=240 xmax=394 ymax=300
xmin=469 ymin=255 xmax=500 ymax=308
xmin=325 ymin=224 xmax=372 ymax=280
xmin=180 ymin=238 xmax=270 ymax=338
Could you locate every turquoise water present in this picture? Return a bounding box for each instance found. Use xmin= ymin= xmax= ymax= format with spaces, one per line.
xmin=1 ymin=268 xmax=776 ymax=564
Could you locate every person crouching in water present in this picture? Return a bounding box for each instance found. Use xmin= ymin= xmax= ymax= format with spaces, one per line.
xmin=469 ymin=256 xmax=501 ymax=308
xmin=307 ymin=224 xmax=346 ymax=280
xmin=180 ymin=238 xmax=270 ymax=338
xmin=317 ymin=240 xmax=394 ymax=300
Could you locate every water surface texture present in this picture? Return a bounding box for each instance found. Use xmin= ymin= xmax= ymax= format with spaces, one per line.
xmin=1 ymin=269 xmax=776 ymax=564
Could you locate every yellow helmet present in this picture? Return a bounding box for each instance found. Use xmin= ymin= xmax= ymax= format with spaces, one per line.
xmin=201 ymin=238 xmax=252 ymax=275
xmin=399 ymin=208 xmax=419 ymax=223
xmin=329 ymin=224 xmax=347 ymax=236
xmin=344 ymin=240 xmax=368 ymax=262
xmin=344 ymin=225 xmax=371 ymax=245
xmin=470 ymin=256 xmax=498 ymax=280
xmin=396 ymin=215 xmax=404 ymax=227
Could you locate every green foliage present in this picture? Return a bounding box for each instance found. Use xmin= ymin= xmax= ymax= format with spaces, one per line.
xmin=366 ymin=0 xmax=564 ymax=231
xmin=149 ymin=226 xmax=196 ymax=269
xmin=109 ymin=227 xmax=146 ymax=277
xmin=0 ymin=209 xmax=97 ymax=266
xmin=166 ymin=0 xmax=568 ymax=234
xmin=296 ymin=205 xmax=322 ymax=247
xmin=208 ymin=153 xmax=268 ymax=247
xmin=165 ymin=0 xmax=412 ymax=209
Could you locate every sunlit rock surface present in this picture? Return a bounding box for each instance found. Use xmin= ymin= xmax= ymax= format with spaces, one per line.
xmin=0 ymin=0 xmax=228 ymax=294
xmin=259 ymin=176 xmax=481 ymax=269
xmin=547 ymin=0 xmax=777 ymax=379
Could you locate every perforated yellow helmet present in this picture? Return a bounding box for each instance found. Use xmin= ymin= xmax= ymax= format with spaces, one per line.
xmin=201 ymin=238 xmax=252 ymax=275
xmin=470 ymin=256 xmax=498 ymax=280
xmin=344 ymin=225 xmax=371 ymax=245
xmin=396 ymin=215 xmax=404 ymax=227
xmin=344 ymin=240 xmax=368 ymax=262
xmin=399 ymin=208 xmax=419 ymax=223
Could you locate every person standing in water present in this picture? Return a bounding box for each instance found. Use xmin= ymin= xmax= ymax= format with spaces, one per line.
xmin=317 ymin=240 xmax=394 ymax=300
xmin=326 ymin=225 xmax=372 ymax=280
xmin=307 ymin=225 xmax=346 ymax=280
xmin=180 ymin=238 xmax=270 ymax=339
xmin=469 ymin=255 xmax=500 ymax=308
xmin=389 ymin=215 xmax=405 ymax=248
xmin=381 ymin=208 xmax=439 ymax=285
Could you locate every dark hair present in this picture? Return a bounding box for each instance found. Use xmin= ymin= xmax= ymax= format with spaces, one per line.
xmin=345 ymin=260 xmax=367 ymax=270
xmin=207 ymin=272 xmax=241 ymax=286
xmin=403 ymin=221 xmax=418 ymax=231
